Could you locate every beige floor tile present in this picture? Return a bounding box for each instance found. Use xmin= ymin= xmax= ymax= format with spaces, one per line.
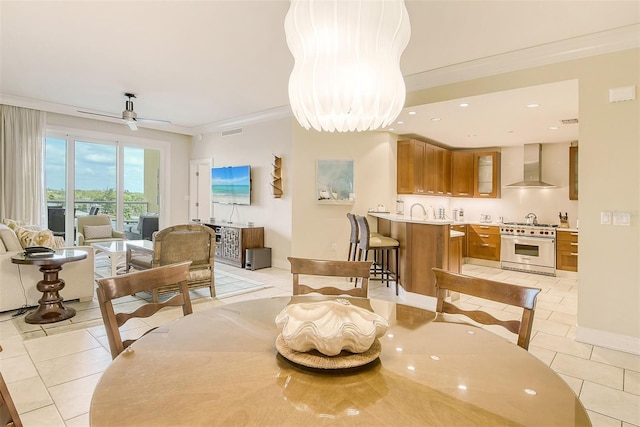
xmin=586 ymin=410 xmax=624 ymax=427
xmin=552 ymin=353 xmax=624 ymax=390
xmin=528 ymin=345 xmax=557 ymax=366
xmin=531 ymin=331 xmax=593 ymax=359
xmin=0 ymin=319 xmax=21 ymax=340
xmin=24 ymin=329 xmax=102 ymax=362
xmin=532 ymin=317 xmax=571 ymax=337
xmin=625 ymin=370 xmax=639 ymax=395
xmin=64 ymin=411 xmax=90 ymax=427
xmin=537 ymin=299 xmax=578 ymax=316
xmin=36 ymin=346 xmax=112 ymax=387
xmin=0 ymin=353 xmax=38 ymax=383
xmin=48 ymin=372 xmax=103 ymax=421
xmin=580 ymin=381 xmax=640 ymax=425
xmin=548 ymin=310 xmax=577 ymax=326
xmin=6 ymin=376 xmax=52 ymax=414
xmin=0 ymin=335 xmax=27 ymax=359
xmin=19 ymin=403 xmax=65 ymax=427
xmin=558 ymin=373 xmax=584 ymax=396
xmin=591 ymin=347 xmax=640 ymax=372
xmin=536 ymin=293 xmax=564 ymax=304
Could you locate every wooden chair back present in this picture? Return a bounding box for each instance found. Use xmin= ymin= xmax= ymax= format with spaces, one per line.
xmin=0 ymin=346 xmax=22 ymax=427
xmin=96 ymin=261 xmax=193 ymax=359
xmin=288 ymin=257 xmax=372 ymax=298
xmin=432 ymin=267 xmax=541 ymax=350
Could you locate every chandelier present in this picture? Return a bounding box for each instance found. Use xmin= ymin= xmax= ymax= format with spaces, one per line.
xmin=285 ymin=0 xmax=411 ymax=132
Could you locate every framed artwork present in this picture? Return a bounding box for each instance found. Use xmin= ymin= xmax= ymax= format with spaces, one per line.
xmin=316 ymin=160 xmax=354 ymax=205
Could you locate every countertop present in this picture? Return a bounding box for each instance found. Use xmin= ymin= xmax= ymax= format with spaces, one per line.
xmin=368 ymin=212 xmax=453 ymax=225
xmin=368 ymin=213 xmax=579 ymax=232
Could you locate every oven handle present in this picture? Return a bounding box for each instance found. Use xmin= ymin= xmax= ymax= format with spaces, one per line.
xmin=500 ymin=235 xmax=555 ymax=245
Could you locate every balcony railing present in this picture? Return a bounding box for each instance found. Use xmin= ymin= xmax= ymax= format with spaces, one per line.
xmin=47 ymin=200 xmax=150 ymax=220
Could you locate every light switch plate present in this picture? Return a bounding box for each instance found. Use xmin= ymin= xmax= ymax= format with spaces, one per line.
xmin=600 ymin=211 xmax=611 ymax=225
xmin=613 ymin=212 xmax=631 ymax=226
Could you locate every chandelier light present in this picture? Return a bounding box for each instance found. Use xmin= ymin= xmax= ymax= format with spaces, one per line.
xmin=285 ymin=0 xmax=411 ymax=132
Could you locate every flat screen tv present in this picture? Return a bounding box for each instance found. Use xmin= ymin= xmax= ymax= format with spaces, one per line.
xmin=211 ymin=165 xmax=251 ymax=205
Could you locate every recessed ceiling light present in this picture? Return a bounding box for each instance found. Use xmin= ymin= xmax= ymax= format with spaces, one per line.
xmin=430 ymin=117 xmax=441 ymax=122
xmin=466 ymin=134 xmax=477 ymax=137
xmin=548 ymin=126 xmax=559 ymax=130
xmin=527 ymin=103 xmax=540 ymax=108
xmin=506 ymin=130 xmax=514 ymax=133
xmin=459 ymin=103 xmax=469 ymax=107
xmin=396 ymin=121 xmax=404 ymax=124
xmin=389 ymin=128 xmax=395 ymax=131
xmin=408 ymin=111 xmax=416 ymax=115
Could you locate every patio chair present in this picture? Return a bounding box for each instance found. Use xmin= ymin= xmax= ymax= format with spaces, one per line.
xmin=288 ymin=257 xmax=372 ymax=298
xmin=124 ymin=214 xmax=159 ymax=240
xmin=432 ymin=267 xmax=542 ymax=350
xmin=96 ymin=261 xmax=193 ymax=359
xmin=77 ymin=214 xmax=125 ymax=245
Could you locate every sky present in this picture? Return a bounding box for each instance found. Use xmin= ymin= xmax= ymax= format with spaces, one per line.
xmin=45 ymin=138 xmax=145 ymax=193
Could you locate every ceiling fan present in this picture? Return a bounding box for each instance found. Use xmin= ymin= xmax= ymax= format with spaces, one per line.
xmin=77 ymin=93 xmax=170 ymax=131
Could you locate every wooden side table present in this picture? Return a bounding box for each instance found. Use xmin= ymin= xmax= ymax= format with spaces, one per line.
xmin=11 ymin=249 xmax=88 ymax=324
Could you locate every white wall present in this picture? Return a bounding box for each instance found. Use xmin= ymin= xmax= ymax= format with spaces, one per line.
xmin=191 ymin=118 xmax=293 ymax=269
xmin=291 ymin=126 xmax=397 ymax=260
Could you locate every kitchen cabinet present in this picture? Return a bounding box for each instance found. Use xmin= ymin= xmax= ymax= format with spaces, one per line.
xmin=473 ymin=151 xmax=501 ymax=198
xmin=467 ymin=224 xmax=500 ymax=261
xmin=557 ymin=230 xmax=578 ymax=272
xmin=569 ymin=146 xmax=578 ymax=200
xmin=450 ymin=224 xmax=468 ymax=257
xmin=397 ymin=139 xmax=425 ymax=194
xmin=207 ymin=223 xmax=264 ymax=268
xmin=397 ymin=140 xmax=450 ymax=196
xmin=451 ymin=151 xmax=474 ymax=197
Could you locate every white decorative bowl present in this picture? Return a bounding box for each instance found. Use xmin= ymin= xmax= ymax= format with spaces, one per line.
xmin=275 ymin=299 xmax=389 ymax=356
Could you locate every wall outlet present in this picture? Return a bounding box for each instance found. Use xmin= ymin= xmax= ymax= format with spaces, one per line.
xmin=330 ymin=243 xmax=337 ymax=251
xmin=600 ymin=211 xmax=611 ymax=225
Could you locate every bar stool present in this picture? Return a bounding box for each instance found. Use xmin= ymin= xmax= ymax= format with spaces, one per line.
xmin=355 ymin=215 xmax=399 ymax=295
xmin=346 ymin=213 xmax=381 ymax=262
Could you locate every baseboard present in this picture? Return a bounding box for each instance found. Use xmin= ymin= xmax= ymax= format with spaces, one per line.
xmin=575 ymin=326 xmax=640 ymax=355
xmin=463 ymin=258 xmax=501 ymax=269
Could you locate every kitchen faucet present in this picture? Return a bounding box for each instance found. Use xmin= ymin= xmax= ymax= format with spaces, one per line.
xmin=525 ymin=212 xmax=538 ymax=225
xmin=410 ymin=203 xmax=427 ymax=219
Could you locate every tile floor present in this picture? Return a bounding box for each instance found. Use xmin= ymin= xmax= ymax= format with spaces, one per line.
xmin=1 ymin=263 xmax=639 ymax=426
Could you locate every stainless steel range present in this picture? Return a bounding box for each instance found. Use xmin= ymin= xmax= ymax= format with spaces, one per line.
xmin=500 ymin=222 xmax=557 ymax=276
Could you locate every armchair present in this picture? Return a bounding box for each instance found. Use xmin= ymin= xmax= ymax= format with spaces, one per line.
xmin=124 ymin=214 xmax=159 ymax=241
xmin=127 ymin=224 xmax=216 ymax=302
xmin=77 ymin=214 xmax=125 ymax=245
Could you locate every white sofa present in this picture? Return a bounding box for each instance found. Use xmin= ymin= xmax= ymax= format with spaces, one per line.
xmin=0 ymin=224 xmax=95 ymax=313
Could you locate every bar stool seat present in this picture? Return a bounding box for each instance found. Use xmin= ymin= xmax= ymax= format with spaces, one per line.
xmin=355 ymin=215 xmax=399 ymax=295
xmin=346 ymin=213 xmax=381 ymax=262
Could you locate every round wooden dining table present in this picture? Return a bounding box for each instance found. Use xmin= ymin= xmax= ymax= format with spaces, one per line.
xmin=90 ymin=296 xmax=590 ymax=426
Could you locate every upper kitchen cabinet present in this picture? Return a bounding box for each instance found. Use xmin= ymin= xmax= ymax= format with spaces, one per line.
xmin=569 ymin=146 xmax=578 ymax=200
xmin=451 ymin=151 xmax=474 ymax=197
xmin=473 ymin=151 xmax=501 ymax=198
xmin=397 ymin=139 xmax=448 ymax=195
xmin=398 ymin=139 xmax=425 ymax=194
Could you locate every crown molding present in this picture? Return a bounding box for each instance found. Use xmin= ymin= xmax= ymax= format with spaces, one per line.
xmin=190 ymin=105 xmax=292 ymax=135
xmin=404 ymin=24 xmax=640 ymax=92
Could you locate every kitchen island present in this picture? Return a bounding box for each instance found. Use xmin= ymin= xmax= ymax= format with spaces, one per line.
xmin=368 ymin=213 xmax=457 ymax=297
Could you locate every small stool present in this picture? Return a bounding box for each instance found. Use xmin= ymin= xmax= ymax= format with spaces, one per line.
xmin=347 ymin=213 xmax=382 ymax=262
xmin=355 ymin=215 xmax=399 ymax=295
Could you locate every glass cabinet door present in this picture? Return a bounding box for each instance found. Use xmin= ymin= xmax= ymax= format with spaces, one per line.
xmin=473 ymin=152 xmax=500 ymax=198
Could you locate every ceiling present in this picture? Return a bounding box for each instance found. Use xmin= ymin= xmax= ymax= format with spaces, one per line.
xmin=1 ymin=1 xmax=638 ymax=147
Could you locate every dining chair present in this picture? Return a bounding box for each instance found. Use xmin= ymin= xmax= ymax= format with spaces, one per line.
xmin=0 ymin=346 xmax=23 ymax=427
xmin=432 ymin=267 xmax=542 ymax=350
xmin=355 ymin=215 xmax=400 ymax=295
xmin=96 ymin=261 xmax=193 ymax=359
xmin=288 ymin=257 xmax=372 ymax=298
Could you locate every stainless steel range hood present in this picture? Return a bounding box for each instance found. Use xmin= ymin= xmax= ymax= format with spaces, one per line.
xmin=506 ymin=143 xmax=557 ymax=188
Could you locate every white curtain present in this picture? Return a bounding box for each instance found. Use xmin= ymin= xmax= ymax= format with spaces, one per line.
xmin=0 ymin=105 xmax=46 ymax=224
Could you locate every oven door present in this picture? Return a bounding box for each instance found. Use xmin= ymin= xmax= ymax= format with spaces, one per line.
xmin=500 ymin=235 xmax=556 ymax=275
